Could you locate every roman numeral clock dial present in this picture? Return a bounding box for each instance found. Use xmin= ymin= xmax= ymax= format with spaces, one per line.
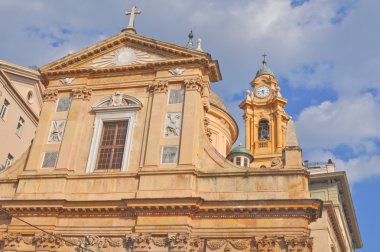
xmin=255 ymin=85 xmax=270 ymax=98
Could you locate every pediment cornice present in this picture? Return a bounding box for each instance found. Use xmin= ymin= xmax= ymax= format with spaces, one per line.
xmin=39 ymin=31 xmax=221 ymax=83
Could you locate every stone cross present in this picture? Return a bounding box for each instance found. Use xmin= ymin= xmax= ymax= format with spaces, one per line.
xmin=125 ymin=5 xmax=141 ymax=29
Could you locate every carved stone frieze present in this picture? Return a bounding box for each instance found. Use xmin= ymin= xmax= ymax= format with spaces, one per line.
xmin=128 ymin=233 xmax=152 ymax=251
xmin=168 ymin=233 xmax=189 ymax=251
xmin=189 ymin=238 xmax=204 ymax=252
xmin=150 ymin=80 xmax=169 ymax=93
xmin=72 ymin=86 xmax=92 ymax=100
xmin=151 ymin=236 xmax=168 ymax=247
xmin=206 ymin=239 xmax=251 ymax=252
xmin=285 ymin=237 xmax=313 ymax=252
xmin=43 ymin=89 xmax=58 ymax=101
xmin=34 ymin=233 xmax=65 ymax=250
xmin=2 ymin=232 xmax=33 ymax=249
xmin=184 ymin=78 xmax=203 ymax=92
xmin=79 ymin=235 xmax=122 ymax=252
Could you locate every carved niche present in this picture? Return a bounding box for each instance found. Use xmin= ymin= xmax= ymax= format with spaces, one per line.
xmin=165 ymin=112 xmax=182 ymax=137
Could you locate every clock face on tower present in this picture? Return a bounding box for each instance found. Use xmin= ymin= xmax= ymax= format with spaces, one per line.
xmin=255 ymin=85 xmax=270 ymax=98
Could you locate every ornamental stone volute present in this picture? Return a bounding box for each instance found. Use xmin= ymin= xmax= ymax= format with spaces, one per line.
xmin=149 ymin=80 xmax=168 ymax=93
xmin=184 ymin=78 xmax=203 ymax=92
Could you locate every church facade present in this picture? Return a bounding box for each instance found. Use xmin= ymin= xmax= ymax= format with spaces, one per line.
xmin=0 ymin=8 xmax=335 ymax=252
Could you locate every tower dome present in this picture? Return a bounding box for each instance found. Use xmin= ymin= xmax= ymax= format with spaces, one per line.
xmin=226 ymin=144 xmax=254 ymax=167
xmin=255 ymin=54 xmax=275 ymax=78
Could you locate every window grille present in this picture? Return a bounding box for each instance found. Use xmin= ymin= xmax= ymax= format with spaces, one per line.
xmin=95 ymin=120 xmax=128 ymax=169
xmin=42 ymin=152 xmax=59 ymax=168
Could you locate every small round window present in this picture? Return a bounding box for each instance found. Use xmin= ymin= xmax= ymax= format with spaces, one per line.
xmin=27 ymin=91 xmax=33 ymax=102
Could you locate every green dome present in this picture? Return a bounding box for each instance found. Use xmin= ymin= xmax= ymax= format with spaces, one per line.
xmin=227 ymin=145 xmax=254 ymax=162
xmin=256 ymin=64 xmax=275 ymax=77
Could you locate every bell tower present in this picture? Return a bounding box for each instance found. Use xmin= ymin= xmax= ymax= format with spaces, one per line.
xmin=240 ymin=56 xmax=289 ymax=167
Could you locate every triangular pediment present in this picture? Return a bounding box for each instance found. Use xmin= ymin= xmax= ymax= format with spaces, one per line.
xmin=39 ymin=31 xmax=221 ymax=82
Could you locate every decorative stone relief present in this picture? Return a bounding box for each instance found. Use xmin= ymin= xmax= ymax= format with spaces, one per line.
xmin=256 ymin=236 xmax=279 ymax=252
xmin=108 ymin=91 xmax=129 ymax=106
xmin=165 ymin=112 xmax=182 ymax=137
xmin=43 ymin=89 xmax=58 ymax=101
xmin=169 ymin=88 xmax=184 ymax=104
xmin=270 ymin=157 xmax=283 ymax=169
xmin=204 ymin=117 xmax=212 ymax=142
xmin=285 ymin=237 xmax=313 ymax=252
xmin=3 ymin=232 xmax=33 ymax=250
xmin=34 ymin=233 xmax=65 ymax=250
xmin=168 ymin=233 xmax=189 ymax=251
xmin=169 ymin=68 xmax=186 ymax=76
xmin=72 ymin=86 xmax=92 ymax=100
xmin=48 ymin=120 xmax=66 ymax=143
xmin=59 ymin=77 xmax=75 ymax=85
xmin=189 ymin=238 xmax=204 ymax=252
xmin=151 ymin=236 xmax=168 ymax=247
xmin=184 ymin=78 xmax=203 ymax=92
xmin=79 ymin=235 xmax=122 ymax=252
xmin=150 ymin=80 xmax=168 ymax=93
xmin=90 ymin=47 xmax=166 ymax=68
xmin=128 ymin=233 xmax=152 ymax=251
xmin=206 ymin=239 xmax=251 ymax=252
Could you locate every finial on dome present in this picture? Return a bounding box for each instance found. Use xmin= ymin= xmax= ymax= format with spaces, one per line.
xmin=255 ymin=53 xmax=275 ymax=77
xmin=186 ymin=30 xmax=194 ymax=49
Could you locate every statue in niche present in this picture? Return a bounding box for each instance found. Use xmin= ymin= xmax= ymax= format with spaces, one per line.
xmin=165 ymin=112 xmax=181 ymax=137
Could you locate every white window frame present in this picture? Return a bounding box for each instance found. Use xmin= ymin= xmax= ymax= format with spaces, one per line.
xmin=15 ymin=117 xmax=25 ymax=136
xmin=86 ymin=111 xmax=136 ymax=173
xmin=0 ymin=99 xmax=10 ymax=119
xmin=5 ymin=153 xmax=13 ymax=168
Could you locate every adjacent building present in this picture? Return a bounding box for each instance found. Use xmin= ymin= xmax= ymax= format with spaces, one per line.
xmin=307 ymin=161 xmax=362 ymax=251
xmin=0 ymin=61 xmax=43 ymax=170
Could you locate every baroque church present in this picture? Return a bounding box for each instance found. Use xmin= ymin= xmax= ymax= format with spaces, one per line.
xmin=0 ymin=6 xmax=360 ymax=252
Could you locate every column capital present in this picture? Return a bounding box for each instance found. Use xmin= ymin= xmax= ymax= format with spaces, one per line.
xmin=184 ymin=77 xmax=203 ymax=92
xmin=71 ymin=86 xmax=92 ymax=100
xmin=149 ymin=80 xmax=168 ymax=93
xmin=43 ymin=89 xmax=58 ymax=102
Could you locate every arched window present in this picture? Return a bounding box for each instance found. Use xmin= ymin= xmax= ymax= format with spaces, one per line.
xmin=258 ymin=119 xmax=270 ymax=140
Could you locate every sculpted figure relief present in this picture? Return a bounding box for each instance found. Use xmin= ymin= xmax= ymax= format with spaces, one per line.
xmin=165 ymin=112 xmax=182 ymax=137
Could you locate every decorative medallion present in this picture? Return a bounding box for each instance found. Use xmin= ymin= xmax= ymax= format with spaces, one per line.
xmin=59 ymin=78 xmax=75 ymax=85
xmin=169 ymin=68 xmax=185 ymax=76
xmin=91 ymin=47 xmax=165 ymax=68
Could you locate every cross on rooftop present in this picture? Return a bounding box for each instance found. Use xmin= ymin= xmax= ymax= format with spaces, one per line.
xmin=125 ymin=5 xmax=141 ymax=30
xmin=262 ymin=53 xmax=267 ymax=64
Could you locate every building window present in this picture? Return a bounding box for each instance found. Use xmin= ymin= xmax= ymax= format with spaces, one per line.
xmin=27 ymin=91 xmax=33 ymax=102
xmin=244 ymin=158 xmax=249 ymax=167
xmin=161 ymin=146 xmax=179 ymax=164
xmin=56 ymin=97 xmax=72 ymax=112
xmin=258 ymin=119 xmax=270 ymax=140
xmin=0 ymin=99 xmax=10 ymax=119
xmin=42 ymin=152 xmax=59 ymax=168
xmin=15 ymin=117 xmax=25 ymax=136
xmin=236 ymin=157 xmax=241 ymax=166
xmin=86 ymin=93 xmax=141 ymax=173
xmin=168 ymin=88 xmax=184 ymax=104
xmin=5 ymin=154 xmax=14 ymax=168
xmin=95 ymin=120 xmax=128 ymax=170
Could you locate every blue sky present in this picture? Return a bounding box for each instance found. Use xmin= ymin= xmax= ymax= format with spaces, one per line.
xmin=0 ymin=0 xmax=379 ymax=250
